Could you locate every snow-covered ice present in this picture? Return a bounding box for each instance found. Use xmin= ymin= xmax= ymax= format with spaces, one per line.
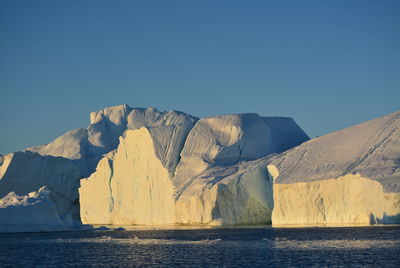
xmin=269 ymin=111 xmax=400 ymax=226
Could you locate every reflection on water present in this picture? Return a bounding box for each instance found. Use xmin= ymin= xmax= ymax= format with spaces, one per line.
xmin=50 ymin=236 xmax=223 ymax=245
xmin=1 ymin=226 xmax=399 ymax=267
xmin=44 ymin=236 xmax=399 ymax=250
xmin=270 ymin=238 xmax=400 ymax=250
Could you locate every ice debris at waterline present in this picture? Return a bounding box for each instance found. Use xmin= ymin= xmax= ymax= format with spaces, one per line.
xmin=0 ymin=105 xmax=399 ymax=233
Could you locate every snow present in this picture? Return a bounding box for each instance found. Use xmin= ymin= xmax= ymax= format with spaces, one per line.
xmin=269 ymin=111 xmax=400 ymax=226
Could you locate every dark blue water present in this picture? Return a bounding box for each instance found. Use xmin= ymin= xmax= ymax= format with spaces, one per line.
xmin=0 ymin=226 xmax=399 ymax=267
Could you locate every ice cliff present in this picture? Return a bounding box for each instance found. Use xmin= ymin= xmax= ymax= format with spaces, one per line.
xmin=79 ymin=113 xmax=309 ymax=225
xmin=269 ymin=111 xmax=400 ymax=226
xmin=79 ymin=126 xmax=186 ymax=225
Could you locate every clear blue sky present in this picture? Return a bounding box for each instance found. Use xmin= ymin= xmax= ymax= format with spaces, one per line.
xmin=1 ymin=0 xmax=399 ymax=155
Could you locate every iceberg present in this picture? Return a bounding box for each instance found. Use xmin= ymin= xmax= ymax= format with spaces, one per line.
xmin=269 ymin=111 xmax=400 ymax=226
xmin=0 ymin=151 xmax=82 ymax=224
xmin=79 ymin=112 xmax=309 ymax=225
xmin=0 ymin=186 xmax=77 ymax=233
xmin=4 ymin=104 xmax=397 ymax=232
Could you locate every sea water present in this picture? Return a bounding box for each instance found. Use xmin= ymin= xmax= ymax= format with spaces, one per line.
xmin=0 ymin=226 xmax=399 ymax=267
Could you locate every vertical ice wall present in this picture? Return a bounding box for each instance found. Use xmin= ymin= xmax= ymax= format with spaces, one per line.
xmin=269 ymin=111 xmax=400 ymax=226
xmin=80 ymin=123 xmax=194 ymax=225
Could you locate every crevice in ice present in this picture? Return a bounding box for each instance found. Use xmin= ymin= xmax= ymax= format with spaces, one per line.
xmin=170 ymin=123 xmax=197 ymax=178
xmin=108 ymin=159 xmax=115 ymax=213
xmin=377 ymin=212 xmax=400 ymax=224
xmin=342 ymin=114 xmax=400 ymax=177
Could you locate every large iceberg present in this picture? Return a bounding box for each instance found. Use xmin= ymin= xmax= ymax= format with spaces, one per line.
xmin=79 ymin=113 xmax=309 ymax=225
xmin=269 ymin=111 xmax=400 ymax=226
xmin=3 ymin=104 xmax=397 ymax=232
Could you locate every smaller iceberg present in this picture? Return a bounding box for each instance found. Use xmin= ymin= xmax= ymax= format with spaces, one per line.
xmin=0 ymin=186 xmax=79 ymax=233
